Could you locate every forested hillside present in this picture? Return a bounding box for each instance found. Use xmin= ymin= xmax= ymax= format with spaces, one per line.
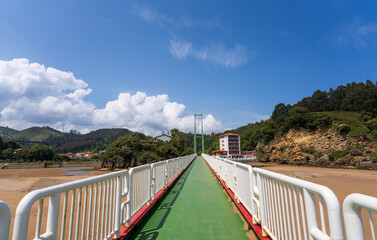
xmin=0 ymin=126 xmax=62 ymax=141
xmin=241 ymin=80 xmax=377 ymax=149
xmin=195 ymin=80 xmax=377 ymax=167
xmin=0 ymin=126 xmax=133 ymax=154
xmin=49 ymin=128 xmax=133 ymax=153
xmin=101 ymin=129 xmax=193 ymax=169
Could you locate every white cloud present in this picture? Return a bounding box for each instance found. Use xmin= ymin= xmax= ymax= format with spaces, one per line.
xmin=333 ymin=19 xmax=377 ymax=48
xmin=169 ymin=40 xmax=192 ymax=60
xmin=0 ymin=58 xmax=95 ymax=129
xmin=169 ymin=40 xmax=249 ymax=67
xmin=0 ymin=58 xmax=223 ymax=136
xmin=92 ymin=92 xmax=223 ymax=135
xmin=80 ymin=128 xmax=91 ymax=134
xmin=133 ymin=5 xmax=220 ymax=29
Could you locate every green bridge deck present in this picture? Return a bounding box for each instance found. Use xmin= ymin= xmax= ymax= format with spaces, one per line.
xmin=126 ymin=156 xmax=255 ymax=240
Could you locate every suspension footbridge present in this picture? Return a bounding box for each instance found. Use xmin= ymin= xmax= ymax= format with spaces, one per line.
xmin=1 ymin=120 xmax=377 ymax=240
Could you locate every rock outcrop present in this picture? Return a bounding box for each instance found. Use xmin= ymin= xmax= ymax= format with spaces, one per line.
xmin=259 ymin=125 xmax=377 ymax=169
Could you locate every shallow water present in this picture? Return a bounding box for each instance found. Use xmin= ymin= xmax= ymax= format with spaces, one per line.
xmin=60 ymin=167 xmax=96 ymax=176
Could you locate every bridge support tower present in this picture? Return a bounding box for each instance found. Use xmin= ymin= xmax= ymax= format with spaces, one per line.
xmin=194 ymin=114 xmax=204 ymax=154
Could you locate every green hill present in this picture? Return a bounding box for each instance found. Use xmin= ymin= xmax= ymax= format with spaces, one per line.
xmin=191 ymin=80 xmax=377 ymax=156
xmin=0 ymin=126 xmax=133 ymax=153
xmin=0 ymin=126 xmax=62 ymax=141
xmin=14 ymin=126 xmax=63 ymax=142
xmin=50 ymin=128 xmax=133 ymax=153
xmin=0 ymin=126 xmax=19 ymax=139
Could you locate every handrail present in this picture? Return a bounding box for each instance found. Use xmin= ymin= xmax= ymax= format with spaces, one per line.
xmin=12 ymin=153 xmax=196 ymax=240
xmin=343 ymin=193 xmax=377 ymax=240
xmin=13 ymin=170 xmax=128 ymax=240
xmin=0 ymin=200 xmax=11 ymax=240
xmin=203 ymin=153 xmax=344 ymax=240
xmin=253 ymin=168 xmax=343 ymax=240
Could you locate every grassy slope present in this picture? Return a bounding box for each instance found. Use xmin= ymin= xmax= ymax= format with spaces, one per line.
xmin=0 ymin=127 xmax=19 ymax=139
xmin=53 ymin=128 xmax=133 ymax=153
xmin=11 ymin=127 xmax=63 ymax=142
xmin=197 ymin=111 xmax=373 ymax=153
xmin=323 ymin=111 xmax=370 ymax=138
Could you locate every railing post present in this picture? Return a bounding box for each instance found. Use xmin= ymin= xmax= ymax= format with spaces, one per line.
xmin=151 ymin=164 xmax=156 ymax=200
xmin=248 ymin=167 xmax=257 ymax=224
xmin=127 ymin=172 xmax=132 ymax=227
xmin=256 ymin=173 xmax=268 ymax=237
xmin=114 ymin=176 xmax=122 ymax=239
xmin=46 ymin=193 xmax=61 ymax=239
xmin=148 ymin=165 xmax=152 ymax=205
xmin=0 ymin=200 xmax=11 ymax=240
xmin=343 ymin=193 xmax=374 ymax=240
xmin=234 ymin=162 xmax=239 ymax=203
xmin=164 ymin=160 xmax=167 ymax=188
xmin=304 ymin=189 xmax=319 ymax=240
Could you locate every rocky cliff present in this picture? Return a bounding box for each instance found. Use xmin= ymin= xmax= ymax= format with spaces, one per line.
xmin=258 ymin=124 xmax=377 ymax=169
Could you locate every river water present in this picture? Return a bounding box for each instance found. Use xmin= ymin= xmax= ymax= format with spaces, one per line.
xmin=60 ymin=167 xmax=97 ymax=176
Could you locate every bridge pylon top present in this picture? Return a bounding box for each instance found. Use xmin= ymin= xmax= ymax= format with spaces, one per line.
xmin=194 ymin=114 xmax=204 ymax=154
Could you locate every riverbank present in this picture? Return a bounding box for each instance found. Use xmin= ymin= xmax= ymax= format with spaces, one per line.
xmin=0 ymin=167 xmax=112 ymax=238
xmin=260 ymin=165 xmax=377 ymax=204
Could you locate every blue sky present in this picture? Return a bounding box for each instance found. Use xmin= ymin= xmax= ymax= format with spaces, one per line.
xmin=1 ymin=0 xmax=377 ymax=135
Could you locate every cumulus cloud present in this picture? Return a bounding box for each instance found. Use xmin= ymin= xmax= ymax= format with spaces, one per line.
xmin=0 ymin=58 xmax=223 ymax=135
xmin=92 ymin=92 xmax=223 ymax=135
xmin=169 ymin=40 xmax=249 ymax=68
xmin=0 ymin=58 xmax=95 ymax=129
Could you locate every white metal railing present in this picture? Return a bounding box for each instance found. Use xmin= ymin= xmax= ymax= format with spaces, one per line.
xmin=254 ymin=168 xmax=343 ymax=240
xmin=203 ymin=153 xmax=344 ymax=240
xmin=4 ymin=152 xmax=377 ymax=240
xmin=343 ymin=193 xmax=377 ymax=240
xmin=0 ymin=200 xmax=11 ymax=240
xmin=12 ymin=170 xmax=126 ymax=240
xmin=11 ymin=153 xmax=195 ymax=240
xmin=151 ymin=161 xmax=167 ymax=199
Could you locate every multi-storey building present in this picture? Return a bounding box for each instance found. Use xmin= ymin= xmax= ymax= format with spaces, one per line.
xmin=219 ymin=133 xmax=241 ymax=156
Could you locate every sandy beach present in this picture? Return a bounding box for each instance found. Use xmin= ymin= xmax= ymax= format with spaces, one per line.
xmin=0 ymin=167 xmax=112 ymax=239
xmin=261 ymin=165 xmax=377 ymax=204
xmin=1 ymin=165 xmax=377 ymax=239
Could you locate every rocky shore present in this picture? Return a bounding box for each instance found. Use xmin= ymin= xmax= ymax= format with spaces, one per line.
xmin=258 ymin=125 xmax=377 ymax=169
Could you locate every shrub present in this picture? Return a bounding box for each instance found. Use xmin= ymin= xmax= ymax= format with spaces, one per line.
xmin=338 ymin=124 xmax=351 ymax=135
xmin=328 ymin=150 xmax=349 ymax=161
xmin=313 ymin=116 xmax=332 ymax=128
xmin=280 ymin=145 xmax=288 ymax=152
xmin=300 ymin=146 xmax=316 ymax=154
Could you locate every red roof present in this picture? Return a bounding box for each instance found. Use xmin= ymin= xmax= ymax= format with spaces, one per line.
xmin=219 ymin=133 xmax=239 ymax=138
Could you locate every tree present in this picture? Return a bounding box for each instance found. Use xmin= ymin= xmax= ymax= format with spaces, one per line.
xmin=272 ymin=103 xmax=291 ymax=121
xmin=102 ymin=133 xmax=159 ymax=169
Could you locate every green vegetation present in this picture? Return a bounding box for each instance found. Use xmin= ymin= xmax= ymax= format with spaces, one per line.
xmin=0 ymin=126 xmax=19 ymax=137
xmin=328 ymin=150 xmax=349 ymax=162
xmin=49 ymin=128 xmax=133 ymax=153
xmin=368 ymin=152 xmax=377 ymax=159
xmin=0 ymin=126 xmax=62 ymax=141
xmin=3 ymin=80 xmax=377 ymax=164
xmin=0 ymin=136 xmax=55 ymax=162
xmin=101 ymin=129 xmax=193 ymax=169
xmin=300 ymin=146 xmax=316 ymax=154
xmin=0 ymin=126 xmax=133 ymax=154
xmin=192 ymin=80 xmax=377 ymax=153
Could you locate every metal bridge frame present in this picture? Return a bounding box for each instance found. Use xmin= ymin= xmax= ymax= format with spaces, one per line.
xmin=194 ymin=114 xmax=204 ymax=154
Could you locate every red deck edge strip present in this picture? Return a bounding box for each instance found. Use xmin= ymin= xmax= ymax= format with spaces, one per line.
xmin=203 ymin=159 xmax=272 ymax=240
xmin=115 ymin=159 xmax=195 ymax=240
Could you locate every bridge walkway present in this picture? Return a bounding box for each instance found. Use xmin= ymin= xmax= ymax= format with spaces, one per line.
xmin=125 ymin=156 xmax=256 ymax=240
